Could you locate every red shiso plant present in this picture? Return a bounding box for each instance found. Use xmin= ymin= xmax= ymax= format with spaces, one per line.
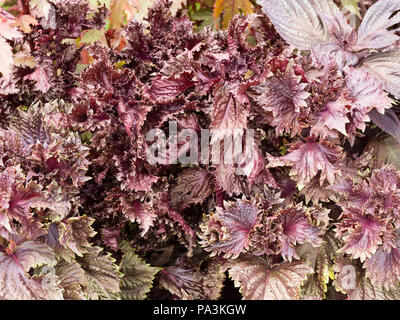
xmin=0 ymin=0 xmax=400 ymax=300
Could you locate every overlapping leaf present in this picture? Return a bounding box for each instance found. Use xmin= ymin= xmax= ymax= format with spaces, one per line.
xmin=199 ymin=198 xmax=261 ymax=259
xmin=119 ymin=249 xmax=161 ymax=300
xmin=356 ymin=0 xmax=400 ymax=49
xmin=257 ymin=0 xmax=339 ymax=50
xmin=0 ymin=241 xmax=63 ymax=300
xmin=228 ymin=254 xmax=313 ymax=300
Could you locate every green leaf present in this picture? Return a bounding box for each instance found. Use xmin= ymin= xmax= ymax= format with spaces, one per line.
xmin=213 ymin=0 xmax=254 ymax=29
xmin=191 ymin=8 xmax=215 ymax=31
xmin=89 ymin=0 xmax=112 ymax=9
xmin=81 ymin=131 xmax=93 ymax=144
xmin=77 ymin=246 xmax=123 ymax=299
xmin=0 ymin=1 xmax=18 ymax=10
xmin=341 ymin=0 xmax=361 ymax=18
xmin=114 ymin=60 xmax=126 ymax=69
xmin=79 ymin=28 xmax=105 ymax=45
xmin=56 ymin=260 xmax=87 ymax=300
xmin=298 ymin=231 xmax=341 ymax=299
xmin=120 ymin=249 xmax=161 ymax=300
xmin=58 ymin=215 xmax=97 ymax=257
xmin=367 ymin=135 xmax=400 ymax=169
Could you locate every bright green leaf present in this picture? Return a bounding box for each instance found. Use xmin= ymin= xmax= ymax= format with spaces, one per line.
xmin=120 ymin=249 xmax=161 ymax=300
xmin=79 ymin=28 xmax=105 ymax=45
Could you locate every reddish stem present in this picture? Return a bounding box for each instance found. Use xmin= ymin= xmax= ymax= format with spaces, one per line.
xmin=21 ymin=0 xmax=30 ymax=15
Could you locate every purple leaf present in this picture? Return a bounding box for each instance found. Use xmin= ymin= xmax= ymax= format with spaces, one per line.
xmin=120 ymin=197 xmax=157 ymax=236
xmin=170 ymin=168 xmax=213 ymax=210
xmin=253 ymin=60 xmax=310 ymax=137
xmin=228 ymin=254 xmax=313 ymax=300
xmin=257 ymin=0 xmax=340 ymax=50
xmin=266 ymin=139 xmax=344 ymax=190
xmin=200 ymin=198 xmax=261 ymax=259
xmin=364 ymin=246 xmax=400 ymax=290
xmin=356 ymin=0 xmax=400 ymax=50
xmin=333 ymin=257 xmax=400 ymax=300
xmin=0 ymin=241 xmax=63 ymax=299
xmin=360 ymin=50 xmax=400 ymax=99
xmin=277 ymin=204 xmax=324 ymax=262
xmin=147 ymin=73 xmax=195 ymax=103
xmin=369 ymin=109 xmax=400 ymax=143
xmin=23 ymin=65 xmax=52 ymax=93
xmin=336 ymin=207 xmax=385 ymax=262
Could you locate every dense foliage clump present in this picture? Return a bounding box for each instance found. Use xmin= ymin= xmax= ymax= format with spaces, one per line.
xmin=1 ymin=0 xmax=400 ymax=300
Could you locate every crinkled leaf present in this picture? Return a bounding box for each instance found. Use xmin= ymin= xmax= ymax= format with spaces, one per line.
xmin=117 ymin=101 xmax=151 ymax=140
xmin=345 ymin=66 xmax=393 ymax=115
xmin=56 ymin=260 xmax=87 ymax=300
xmin=299 ymin=174 xmax=338 ymax=204
xmin=23 ymin=66 xmax=52 ymax=93
xmin=101 ymin=227 xmax=120 ymax=251
xmin=0 ymin=166 xmax=43 ymax=232
xmin=337 ymin=207 xmax=385 ymax=262
xmin=310 ymin=96 xmax=350 ymax=139
xmin=254 ymin=60 xmax=310 ymax=137
xmin=170 ymin=168 xmax=213 ymax=210
xmin=276 ymin=204 xmax=324 ymax=262
xmin=266 ymin=139 xmax=343 ymax=190
xmin=344 ymin=66 xmax=394 ymax=143
xmin=58 ymin=216 xmax=97 ymax=257
xmin=199 ymin=198 xmax=261 ymax=259
xmin=10 ymin=101 xmax=49 ymax=146
xmin=311 ymin=42 xmax=359 ymax=70
xmin=148 ymin=73 xmax=194 ymax=103
xmin=120 ymin=197 xmax=157 ymax=236
xmin=158 ymin=257 xmax=225 ymax=300
xmin=213 ymin=161 xmax=245 ymax=196
xmin=210 ymin=84 xmax=250 ymax=138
